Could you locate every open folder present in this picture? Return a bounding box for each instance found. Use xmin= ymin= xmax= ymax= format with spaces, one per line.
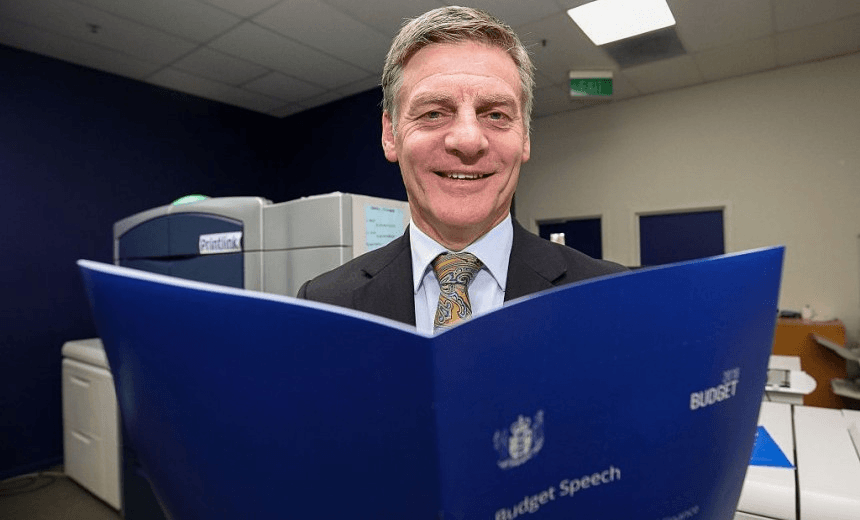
xmin=78 ymin=246 xmax=783 ymax=520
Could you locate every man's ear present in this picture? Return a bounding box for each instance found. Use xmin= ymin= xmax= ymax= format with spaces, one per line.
xmin=381 ymin=111 xmax=398 ymax=163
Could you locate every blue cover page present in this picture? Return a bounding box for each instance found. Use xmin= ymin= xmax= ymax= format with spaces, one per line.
xmin=78 ymin=247 xmax=783 ymax=520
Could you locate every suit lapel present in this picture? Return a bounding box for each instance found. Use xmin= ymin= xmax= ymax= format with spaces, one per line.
xmin=505 ymin=220 xmax=567 ymax=302
xmin=352 ymin=233 xmax=416 ymax=326
xmin=354 ymin=221 xmax=562 ymax=321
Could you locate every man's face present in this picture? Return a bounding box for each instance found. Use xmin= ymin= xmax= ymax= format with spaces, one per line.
xmin=382 ymin=41 xmax=530 ymax=249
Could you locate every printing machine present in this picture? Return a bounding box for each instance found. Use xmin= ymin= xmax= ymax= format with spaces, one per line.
xmin=65 ymin=192 xmax=410 ymax=519
xmin=113 ymin=192 xmax=410 ymax=297
xmin=735 ymin=402 xmax=860 ymax=519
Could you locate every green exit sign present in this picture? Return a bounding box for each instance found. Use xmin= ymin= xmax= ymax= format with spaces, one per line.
xmin=569 ymin=71 xmax=613 ymax=97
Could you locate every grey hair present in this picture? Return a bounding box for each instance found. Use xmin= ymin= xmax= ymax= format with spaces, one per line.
xmin=381 ymin=6 xmax=535 ymax=134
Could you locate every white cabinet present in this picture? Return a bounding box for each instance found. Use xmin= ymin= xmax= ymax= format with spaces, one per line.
xmin=62 ymin=338 xmax=120 ymax=510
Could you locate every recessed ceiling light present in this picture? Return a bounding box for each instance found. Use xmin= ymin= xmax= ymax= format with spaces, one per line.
xmin=568 ymin=0 xmax=676 ymax=46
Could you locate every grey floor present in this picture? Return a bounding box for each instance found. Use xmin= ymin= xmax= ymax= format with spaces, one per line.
xmin=0 ymin=466 xmax=121 ymax=520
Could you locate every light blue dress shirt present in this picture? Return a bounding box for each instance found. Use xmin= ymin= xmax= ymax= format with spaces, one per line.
xmin=410 ymin=215 xmax=514 ymax=335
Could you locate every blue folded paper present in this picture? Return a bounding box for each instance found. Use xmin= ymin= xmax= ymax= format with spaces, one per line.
xmin=78 ymin=247 xmax=784 ymax=520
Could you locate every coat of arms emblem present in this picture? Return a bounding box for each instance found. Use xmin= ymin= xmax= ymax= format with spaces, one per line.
xmin=493 ymin=410 xmax=544 ymax=469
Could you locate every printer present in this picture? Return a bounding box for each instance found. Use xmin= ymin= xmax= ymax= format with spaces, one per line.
xmin=113 ymin=192 xmax=410 ymax=297
xmin=90 ymin=192 xmax=410 ymax=519
xmin=735 ymin=401 xmax=860 ymax=519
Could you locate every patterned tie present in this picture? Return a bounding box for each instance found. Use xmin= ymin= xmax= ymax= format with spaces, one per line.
xmin=432 ymin=252 xmax=483 ymax=331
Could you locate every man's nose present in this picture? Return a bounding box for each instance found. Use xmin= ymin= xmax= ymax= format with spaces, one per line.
xmin=444 ymin=112 xmax=488 ymax=162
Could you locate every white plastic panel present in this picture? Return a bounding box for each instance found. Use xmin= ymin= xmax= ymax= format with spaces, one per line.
xmin=262 ymin=247 xmax=352 ymax=297
xmin=62 ymin=338 xmax=109 ymax=369
xmin=736 ymin=401 xmax=796 ymax=520
xmin=795 ymin=406 xmax=860 ymax=520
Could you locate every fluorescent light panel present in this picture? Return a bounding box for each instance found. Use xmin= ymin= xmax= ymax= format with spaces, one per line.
xmin=568 ymin=0 xmax=676 ymax=46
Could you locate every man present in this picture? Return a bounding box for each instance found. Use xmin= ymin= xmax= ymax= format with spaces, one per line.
xmin=298 ymin=6 xmax=624 ymax=332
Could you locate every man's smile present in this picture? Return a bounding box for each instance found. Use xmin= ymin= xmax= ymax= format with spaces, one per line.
xmin=434 ymin=170 xmax=493 ymax=180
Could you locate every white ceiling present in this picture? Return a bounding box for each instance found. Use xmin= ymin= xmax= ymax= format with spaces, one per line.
xmin=2 ymin=0 xmax=859 ymax=119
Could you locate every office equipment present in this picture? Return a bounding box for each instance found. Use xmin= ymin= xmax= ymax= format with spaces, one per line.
xmin=736 ymin=402 xmax=860 ymax=519
xmin=736 ymin=402 xmax=796 ymax=520
xmin=812 ymin=334 xmax=860 ymax=402
xmin=114 ymin=192 xmax=410 ymax=297
xmin=78 ymin=247 xmax=784 ymax=519
xmin=764 ymin=356 xmax=816 ymax=405
xmin=771 ymin=318 xmax=849 ymax=408
xmin=795 ymin=406 xmax=860 ymax=518
xmin=61 ymin=338 xmax=120 ymax=510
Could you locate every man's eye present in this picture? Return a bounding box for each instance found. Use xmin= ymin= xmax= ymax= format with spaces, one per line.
xmin=488 ymin=112 xmax=505 ymax=120
xmin=425 ymin=111 xmax=442 ymax=119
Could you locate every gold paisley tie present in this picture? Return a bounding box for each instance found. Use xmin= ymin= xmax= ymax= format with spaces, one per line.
xmin=432 ymin=252 xmax=483 ymax=331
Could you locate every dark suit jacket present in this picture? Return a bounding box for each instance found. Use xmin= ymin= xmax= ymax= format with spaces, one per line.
xmin=297 ymin=220 xmax=627 ymax=326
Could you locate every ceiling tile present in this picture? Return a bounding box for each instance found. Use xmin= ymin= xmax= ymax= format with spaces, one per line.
xmin=208 ymin=22 xmax=367 ymax=89
xmin=534 ymin=70 xmax=559 ymax=89
xmin=0 ymin=17 xmax=162 ymax=79
xmin=297 ymin=90 xmax=344 ymax=110
xmin=72 ymin=0 xmax=240 ymax=43
xmin=602 ymin=26 xmax=686 ymax=69
xmin=608 ymin=72 xmax=641 ymax=100
xmin=199 ymin=0 xmax=282 ymax=18
xmin=172 ymin=47 xmax=269 ymax=86
xmin=243 ymin=72 xmax=325 ymax=103
xmin=668 ymin=0 xmax=772 ymax=53
xmin=147 ymin=67 xmax=232 ymax=96
xmin=2 ymin=0 xmax=858 ymax=118
xmin=622 ymin=54 xmax=705 ymax=94
xmin=532 ymin=84 xmax=573 ymax=118
xmin=532 ymin=83 xmax=595 ymax=118
xmin=254 ymin=0 xmax=390 ymax=72
xmin=553 ymin=0 xmax=594 ymax=10
xmin=226 ymin=87 xmax=289 ymax=114
xmin=448 ymin=0 xmax=562 ymax=27
xmin=0 ymin=0 xmax=196 ymax=64
xmin=268 ymin=103 xmax=305 ymax=118
xmin=335 ymin=76 xmax=382 ymax=97
xmin=776 ymin=14 xmax=860 ymax=67
xmin=147 ymin=68 xmax=283 ymax=113
xmin=694 ymin=37 xmax=777 ymax=82
xmin=516 ymin=13 xmax=616 ymax=78
xmin=577 ymin=98 xmax=615 ymax=111
xmin=321 ymin=0 xmax=447 ymax=35
xmin=775 ymin=0 xmax=860 ymax=32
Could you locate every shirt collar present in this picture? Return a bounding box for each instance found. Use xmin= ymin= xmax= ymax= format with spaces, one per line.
xmin=410 ymin=215 xmax=513 ymax=293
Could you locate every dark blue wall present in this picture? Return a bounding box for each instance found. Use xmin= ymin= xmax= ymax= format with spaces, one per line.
xmin=0 ymin=44 xmax=404 ymax=479
xmin=639 ymin=210 xmax=724 ymax=266
xmin=538 ymin=218 xmax=603 ymax=260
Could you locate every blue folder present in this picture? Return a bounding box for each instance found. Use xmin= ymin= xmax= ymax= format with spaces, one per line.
xmin=78 ymin=247 xmax=784 ymax=519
